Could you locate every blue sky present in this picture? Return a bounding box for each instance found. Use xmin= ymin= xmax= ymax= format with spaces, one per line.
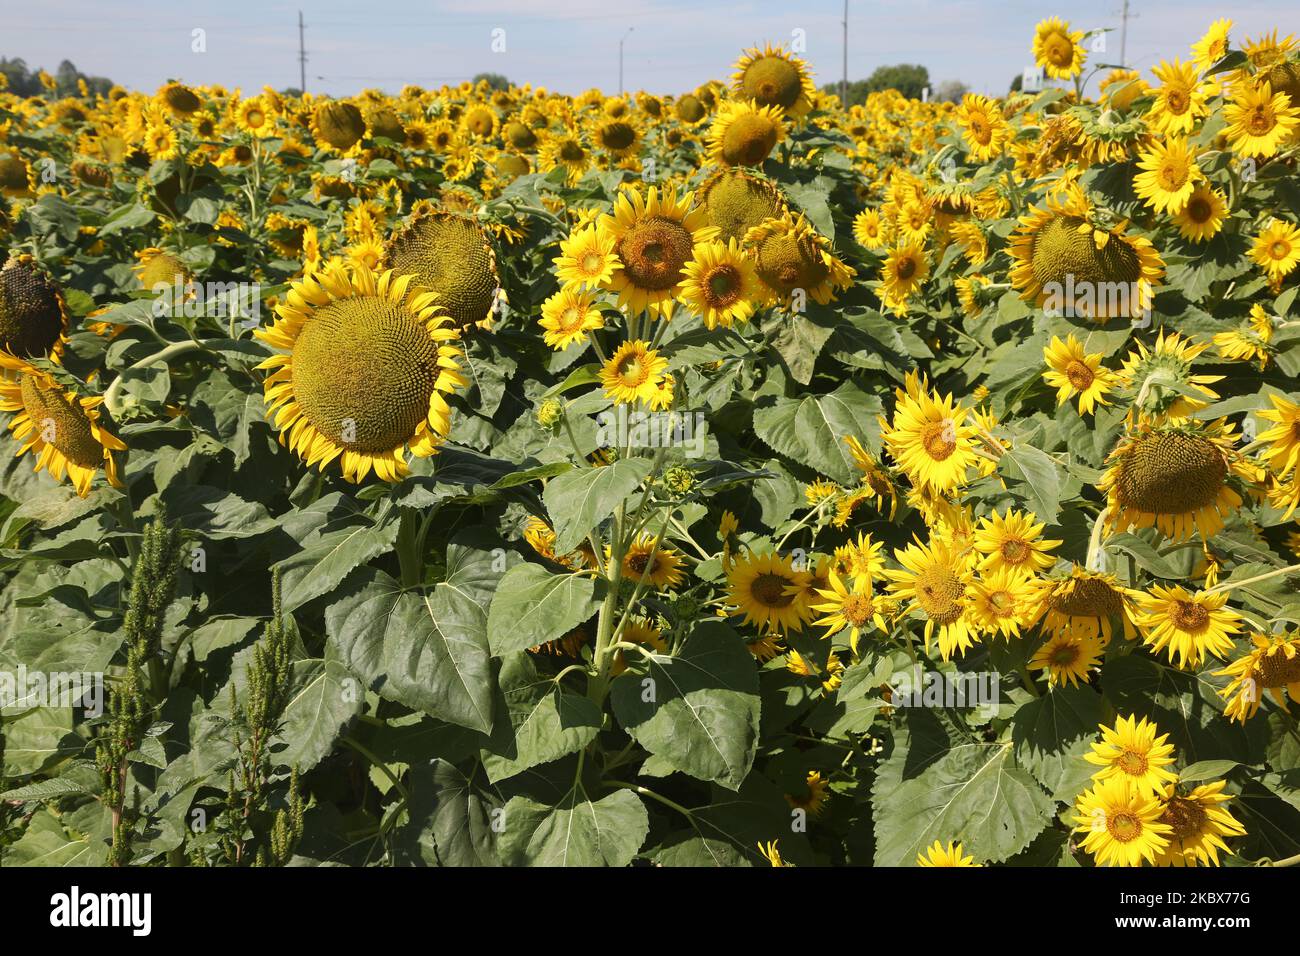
xmin=4 ymin=0 xmax=1297 ymax=98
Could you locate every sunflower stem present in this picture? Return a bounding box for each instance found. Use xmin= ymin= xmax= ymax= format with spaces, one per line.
xmin=103 ymin=340 xmax=209 ymax=418
xmin=1203 ymin=563 xmax=1300 ymax=597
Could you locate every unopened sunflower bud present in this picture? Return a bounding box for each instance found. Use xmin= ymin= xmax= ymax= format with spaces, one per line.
xmin=536 ymin=398 xmax=563 ymax=428
xmin=662 ymin=465 xmax=696 ymax=494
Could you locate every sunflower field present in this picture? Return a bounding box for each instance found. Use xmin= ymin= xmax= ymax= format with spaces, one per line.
xmin=1 ymin=16 xmax=1300 ymax=871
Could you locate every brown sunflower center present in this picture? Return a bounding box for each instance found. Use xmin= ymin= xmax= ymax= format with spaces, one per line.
xmin=1186 ymin=196 xmax=1212 ymax=223
xmin=1049 ymin=642 xmax=1080 ymax=666
xmin=841 ymin=593 xmax=876 ymax=627
xmin=617 ymin=216 xmax=694 ymax=291
xmin=914 ymin=565 xmax=965 ymax=625
xmin=1000 ymin=538 xmax=1031 ymax=564
xmin=626 ymin=551 xmax=660 ymax=576
xmin=1117 ymin=750 xmax=1149 ymax=776
xmin=1160 ymin=796 xmax=1207 ymax=840
xmin=920 ymin=419 xmax=957 ymax=461
xmin=385 ymin=213 xmax=498 ymax=329
xmin=1115 ymin=430 xmax=1227 ymax=516
xmin=1257 ymin=651 xmax=1300 ymax=688
xmin=0 ymin=258 xmax=66 ymax=359
xmin=1065 ymin=360 xmax=1095 ymax=391
xmin=896 ymin=256 xmax=917 ymax=281
xmin=1171 ymin=599 xmax=1209 ymax=632
xmin=751 ymin=572 xmax=796 ymax=608
xmin=1270 ymin=240 xmax=1291 ymax=260
xmin=1107 ymin=811 xmax=1142 ymax=843
xmin=19 ymin=376 xmax=103 ymax=469
xmin=559 ymin=139 xmax=586 ymax=163
xmin=1167 ymin=89 xmax=1188 ymax=113
xmin=1248 ymin=107 xmax=1274 ymax=136
xmin=704 ymin=265 xmax=743 ymax=308
xmin=599 ymin=122 xmax=637 ymax=151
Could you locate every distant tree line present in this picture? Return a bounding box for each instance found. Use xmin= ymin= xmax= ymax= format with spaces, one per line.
xmin=822 ymin=64 xmax=968 ymax=105
xmin=0 ymin=57 xmax=114 ymax=97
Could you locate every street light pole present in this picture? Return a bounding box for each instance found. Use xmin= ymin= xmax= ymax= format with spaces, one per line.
xmin=619 ymin=27 xmax=635 ymax=96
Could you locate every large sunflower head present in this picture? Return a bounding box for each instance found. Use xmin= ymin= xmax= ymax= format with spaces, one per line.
xmin=730 ymin=43 xmax=816 ymax=119
xmin=0 ymin=353 xmax=126 ymax=497
xmin=598 ymin=184 xmax=718 ymax=319
xmin=1008 ymin=193 xmax=1164 ymax=321
xmin=1099 ymin=416 xmax=1251 ymax=542
xmin=0 ymin=254 xmax=70 ymax=362
xmin=253 ymin=260 xmax=466 ymax=483
xmin=1073 ymin=775 xmax=1172 ymax=867
xmin=694 ymin=167 xmax=788 ymax=243
xmin=310 ymin=100 xmax=367 ymax=151
xmin=744 ymin=212 xmax=853 ymax=310
xmin=384 ymin=209 xmax=500 ymax=331
xmin=706 ymin=99 xmax=786 ymax=167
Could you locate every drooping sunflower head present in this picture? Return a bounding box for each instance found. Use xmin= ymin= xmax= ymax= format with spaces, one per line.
xmin=0 ymin=152 xmax=34 ymax=198
xmin=0 ymin=353 xmax=126 ymax=497
xmin=460 ymin=105 xmax=499 ymax=141
xmin=1100 ymin=416 xmax=1249 ymax=543
xmin=310 ymin=100 xmax=367 ymax=151
xmin=706 ymin=99 xmax=786 ymax=167
xmin=598 ymin=184 xmax=718 ymax=319
xmin=1040 ymin=565 xmax=1138 ymax=644
xmin=132 ymin=246 xmax=191 ymax=293
xmin=156 ymin=81 xmax=202 ymax=116
xmin=694 ymin=167 xmax=788 ymax=243
xmin=384 ymin=209 xmax=500 ymax=331
xmin=253 ymin=260 xmax=466 ymax=483
xmin=0 ymin=255 xmax=69 ymax=362
xmin=744 ymin=212 xmax=853 ymax=309
xmin=731 ymin=43 xmax=816 ymax=119
xmin=1215 ymin=630 xmax=1300 ymax=722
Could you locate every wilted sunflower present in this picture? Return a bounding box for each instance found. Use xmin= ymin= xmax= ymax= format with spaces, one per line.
xmin=812 ymin=570 xmax=893 ymax=653
xmin=885 ymin=536 xmax=978 ymax=661
xmin=678 ymin=238 xmax=760 ymax=329
xmin=726 ymin=550 xmax=812 ymax=635
xmin=1040 ymin=566 xmax=1139 ymax=644
xmin=879 ymin=371 xmax=980 ymax=495
xmin=1028 ymin=631 xmax=1104 ymax=688
xmin=538 ymin=286 xmax=604 ymax=350
xmin=916 ymin=841 xmax=979 ymax=867
xmin=1085 ymin=714 xmax=1179 ymax=795
xmin=707 ymin=99 xmax=785 ymax=167
xmin=1172 ymin=183 xmax=1228 ymax=243
xmin=1133 ymin=137 xmax=1203 ymax=215
xmin=1008 ymin=189 xmax=1164 ymax=320
xmin=1042 ymin=334 xmax=1118 ymax=415
xmin=694 ymin=167 xmax=788 ymax=243
xmin=1073 ymin=776 xmax=1172 ymax=867
xmin=1132 ymin=584 xmax=1243 ymax=668
xmin=1153 ymin=781 xmax=1246 ymax=867
xmin=0 ymin=353 xmax=125 ymax=496
xmin=385 ymin=209 xmax=500 ymax=330
xmin=599 ymin=339 xmax=668 ymax=406
xmin=1249 ymin=218 xmax=1300 ymax=289
xmin=1216 ymin=630 xmax=1300 ymax=722
xmin=1116 ymin=331 xmax=1221 ymax=421
xmin=253 ymin=260 xmax=466 ymax=483
xmin=1223 ymin=81 xmax=1299 ymax=159
xmin=0 ymin=254 xmax=69 ymax=362
xmin=1100 ymin=417 xmax=1250 ymax=542
xmin=744 ymin=212 xmax=854 ymax=310
xmin=598 ymin=184 xmax=718 ymax=319
xmin=730 ymin=42 xmax=815 ymax=119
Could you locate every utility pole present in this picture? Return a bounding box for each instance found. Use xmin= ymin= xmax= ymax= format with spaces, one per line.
xmin=841 ymin=0 xmax=848 ymax=108
xmin=1118 ymin=0 xmax=1138 ymax=68
xmin=298 ymin=11 xmax=308 ymax=93
xmin=619 ymin=27 xmax=634 ymax=96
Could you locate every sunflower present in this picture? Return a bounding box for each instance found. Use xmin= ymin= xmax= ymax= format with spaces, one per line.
xmin=885 ymin=536 xmax=978 ymax=661
xmin=844 ymin=435 xmax=899 ymax=520
xmin=598 ymin=184 xmax=718 ymax=319
xmin=1033 ymin=17 xmax=1087 ymax=80
xmin=599 ymin=339 xmax=668 ymax=407
xmin=678 ymin=238 xmax=760 ymax=329
xmin=1216 ymin=630 xmax=1300 ymax=722
xmin=1146 ymin=60 xmax=1209 ymax=135
xmin=694 ymin=167 xmax=788 ymax=243
xmin=310 ymin=100 xmax=366 ymax=151
xmin=235 ymin=96 xmax=277 ymax=138
xmin=0 ymin=254 xmax=69 ymax=362
xmin=971 ymin=508 xmax=1059 ymax=579
xmin=1133 ymin=138 xmax=1203 ymax=215
xmin=385 ymin=209 xmax=500 ymax=330
xmin=253 ymin=260 xmax=466 ymax=483
xmin=706 ymin=99 xmax=785 ymax=167
xmin=812 ymin=570 xmax=893 ymax=654
xmin=1172 ymin=182 xmax=1227 ymax=243
xmin=877 ymin=241 xmax=930 ymax=316
xmin=553 ymin=224 xmax=621 ymax=291
xmin=0 ymin=353 xmax=125 ymax=496
xmin=1040 ymin=566 xmax=1139 ymax=644
xmin=730 ymin=43 xmax=815 ymax=119
xmin=1191 ymin=19 xmax=1233 ymax=74
xmin=1212 ymin=304 xmax=1273 ymax=369
xmin=785 ymin=770 xmax=830 ymax=816
xmin=879 ymin=371 xmax=979 ymax=495
xmin=1132 ymin=584 xmax=1243 ymax=668
xmin=133 ymin=247 xmax=191 ymax=292
xmin=346 ymin=238 xmax=385 ymax=272
xmin=949 ymin=221 xmax=988 ymax=266
xmin=616 ymin=534 xmax=685 ymax=590
xmin=1223 ymin=81 xmax=1299 ymax=159
xmin=1042 ymin=334 xmax=1118 ymax=416
xmin=744 ymin=213 xmax=854 ymax=309
xmin=1249 ymin=218 xmax=1300 ymax=288
xmin=954 ymin=93 xmax=1010 ymax=162
xmin=805 ymin=478 xmax=840 ymax=506
xmin=459 ymin=104 xmax=498 ymax=141
xmin=1100 ymin=417 xmax=1250 ymax=542
xmin=1116 ymin=331 xmax=1221 ymax=421
xmin=1010 ymin=189 xmax=1165 ymax=321
xmin=968 ymin=568 xmax=1044 ymax=640
xmin=1085 ymin=714 xmax=1179 ymax=795
xmin=611 ymin=618 xmax=668 ymax=677
xmin=1028 ymin=631 xmax=1104 ymax=688
xmin=1073 ymin=776 xmax=1172 ymax=867
xmin=588 ymin=115 xmax=642 ymax=160
xmin=726 ymin=550 xmax=812 ymax=635
xmin=1256 ymin=392 xmax=1300 ymax=478
xmin=916 ymin=841 xmax=979 ymax=867
xmin=143 ymin=122 xmax=178 ymax=161
xmin=852 ymin=208 xmax=888 ymax=250
xmin=1154 ymin=781 xmax=1246 ymax=867
xmin=757 ymin=840 xmax=791 ymax=867
xmin=538 ymin=131 xmax=591 ymax=184
xmin=539 ymin=286 xmax=604 ymax=350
